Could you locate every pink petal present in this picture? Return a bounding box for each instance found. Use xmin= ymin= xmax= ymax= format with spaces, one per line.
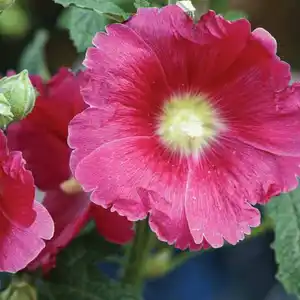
xmin=29 ymin=201 xmax=54 ymax=240
xmin=148 ymin=193 xmax=203 ymax=250
xmin=0 ymin=223 xmax=45 ymax=272
xmin=184 ymin=137 xmax=300 ymax=247
xmin=82 ymin=23 xmax=171 ymax=108
xmin=205 ymin=32 xmax=300 ymax=156
xmin=185 ymin=167 xmax=260 ymax=247
xmin=75 ymin=136 xmax=205 ymax=249
xmin=0 ymin=201 xmax=53 ymax=273
xmin=252 ymin=28 xmax=277 ymax=54
xmin=75 ymin=136 xmax=186 ymax=219
xmin=75 ymin=129 xmax=300 ymax=248
xmin=91 ymin=204 xmax=134 ymax=244
xmin=261 ymin=155 xmax=300 ymax=202
xmin=125 ymin=6 xmax=250 ymax=91
xmin=68 ymin=105 xmax=153 ymax=174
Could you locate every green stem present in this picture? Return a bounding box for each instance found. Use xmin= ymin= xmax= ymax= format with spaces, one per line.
xmin=122 ymin=220 xmax=154 ymax=291
xmin=247 ymin=216 xmax=274 ymax=238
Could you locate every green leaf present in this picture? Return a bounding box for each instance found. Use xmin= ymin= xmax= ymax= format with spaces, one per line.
xmin=134 ymin=0 xmax=150 ymax=9
xmin=18 ymin=30 xmax=50 ymax=79
xmin=38 ymin=229 xmax=141 ymax=300
xmin=267 ymin=186 xmax=300 ymax=298
xmin=210 ymin=0 xmax=227 ymax=13
xmin=53 ymin=0 xmax=127 ymax=19
xmin=58 ymin=6 xmax=108 ymax=52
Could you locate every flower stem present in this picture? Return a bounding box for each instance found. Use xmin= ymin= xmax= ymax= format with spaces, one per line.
xmin=122 ymin=219 xmax=154 ymax=292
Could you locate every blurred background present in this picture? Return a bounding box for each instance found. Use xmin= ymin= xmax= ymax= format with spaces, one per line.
xmin=1 ymin=0 xmax=300 ymax=299
xmin=2 ymin=0 xmax=300 ymax=73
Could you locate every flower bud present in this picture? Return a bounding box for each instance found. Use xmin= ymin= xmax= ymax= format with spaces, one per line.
xmin=0 ymin=0 xmax=15 ymax=11
xmin=0 ymin=70 xmax=36 ymax=125
xmin=144 ymin=249 xmax=172 ymax=278
xmin=0 ymin=276 xmax=37 ymax=300
xmin=0 ymin=93 xmax=14 ymax=127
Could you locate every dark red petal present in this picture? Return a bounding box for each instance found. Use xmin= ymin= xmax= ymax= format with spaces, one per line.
xmin=0 ymin=151 xmax=36 ymax=227
xmin=29 ymin=75 xmax=45 ymax=95
xmin=7 ymin=68 xmax=85 ymax=190
xmin=8 ymin=123 xmax=70 ymax=190
xmin=0 ymin=131 xmax=8 ymax=160
xmin=91 ymin=204 xmax=134 ymax=244
xmin=42 ymin=190 xmax=89 ymax=243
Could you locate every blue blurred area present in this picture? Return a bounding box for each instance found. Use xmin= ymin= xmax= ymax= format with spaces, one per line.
xmin=100 ymin=251 xmax=222 ymax=300
xmin=100 ymin=233 xmax=296 ymax=300
xmin=144 ymin=249 xmax=225 ymax=300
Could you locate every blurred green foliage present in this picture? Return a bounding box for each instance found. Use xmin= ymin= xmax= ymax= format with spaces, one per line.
xmin=0 ymin=2 xmax=30 ymax=37
xmin=38 ymin=228 xmax=141 ymax=300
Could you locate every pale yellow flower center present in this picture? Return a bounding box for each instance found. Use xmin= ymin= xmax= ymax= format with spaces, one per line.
xmin=157 ymin=94 xmax=224 ymax=157
xmin=60 ymin=177 xmax=83 ymax=195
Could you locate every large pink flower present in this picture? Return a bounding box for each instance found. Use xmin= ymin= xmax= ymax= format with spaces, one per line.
xmin=69 ymin=6 xmax=300 ymax=250
xmin=8 ymin=68 xmax=133 ymax=271
xmin=0 ymin=131 xmax=53 ymax=272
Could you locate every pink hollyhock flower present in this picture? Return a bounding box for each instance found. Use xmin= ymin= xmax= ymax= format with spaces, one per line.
xmin=69 ymin=6 xmax=300 ymax=250
xmin=0 ymin=131 xmax=53 ymax=272
xmin=8 ymin=68 xmax=134 ymax=271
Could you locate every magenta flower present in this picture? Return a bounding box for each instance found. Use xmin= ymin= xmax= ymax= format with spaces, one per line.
xmin=69 ymin=6 xmax=300 ymax=249
xmin=0 ymin=131 xmax=53 ymax=272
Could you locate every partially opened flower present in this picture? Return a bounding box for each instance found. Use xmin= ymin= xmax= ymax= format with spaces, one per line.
xmin=0 ymin=131 xmax=53 ymax=272
xmin=8 ymin=68 xmax=134 ymax=271
xmin=69 ymin=6 xmax=300 ymax=249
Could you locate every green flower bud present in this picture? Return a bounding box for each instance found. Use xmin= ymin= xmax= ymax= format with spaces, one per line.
xmin=0 ymin=70 xmax=36 ymax=125
xmin=0 ymin=0 xmax=15 ymax=11
xmin=144 ymin=249 xmax=172 ymax=278
xmin=0 ymin=93 xmax=14 ymax=127
xmin=0 ymin=276 xmax=37 ymax=300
